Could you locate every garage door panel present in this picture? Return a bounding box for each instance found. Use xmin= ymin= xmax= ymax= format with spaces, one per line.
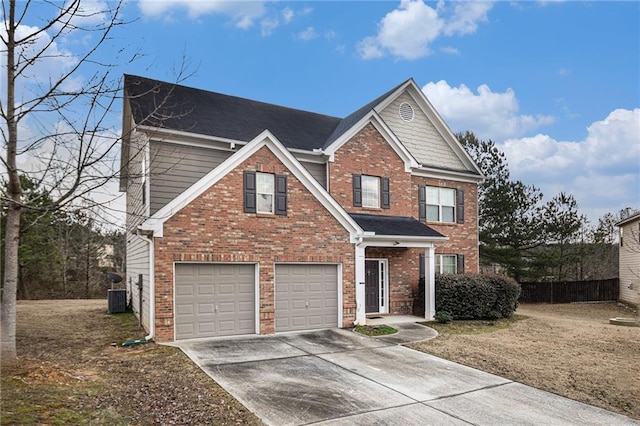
xmin=275 ymin=264 xmax=338 ymax=332
xmin=175 ymin=264 xmax=255 ymax=340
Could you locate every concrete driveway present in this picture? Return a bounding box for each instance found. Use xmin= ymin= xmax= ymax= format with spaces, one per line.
xmin=176 ymin=325 xmax=638 ymax=425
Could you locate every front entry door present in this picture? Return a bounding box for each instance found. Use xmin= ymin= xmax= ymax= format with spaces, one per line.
xmin=365 ymin=260 xmax=379 ymax=313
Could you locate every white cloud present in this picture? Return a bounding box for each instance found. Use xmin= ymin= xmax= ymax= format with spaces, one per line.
xmin=282 ymin=7 xmax=294 ymax=24
xmin=501 ymin=109 xmax=640 ymax=222
xmin=422 ymin=80 xmax=555 ymax=140
xmin=443 ymin=1 xmax=492 ymax=36
xmin=137 ymin=0 xmax=266 ymax=28
xmin=440 ymin=46 xmax=460 ymax=55
xmin=358 ymin=0 xmax=492 ymax=60
xmin=297 ymin=27 xmax=318 ymax=41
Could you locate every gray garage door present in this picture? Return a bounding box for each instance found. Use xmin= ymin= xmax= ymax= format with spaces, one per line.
xmin=175 ymin=263 xmax=255 ymax=340
xmin=275 ymin=264 xmax=338 ymax=332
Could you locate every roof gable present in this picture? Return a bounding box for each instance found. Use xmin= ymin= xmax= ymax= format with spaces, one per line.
xmin=139 ymin=129 xmax=362 ymax=239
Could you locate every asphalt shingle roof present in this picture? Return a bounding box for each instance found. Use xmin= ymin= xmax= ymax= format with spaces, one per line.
xmin=125 ymin=75 xmax=345 ymax=151
xmin=349 ymin=213 xmax=445 ymax=238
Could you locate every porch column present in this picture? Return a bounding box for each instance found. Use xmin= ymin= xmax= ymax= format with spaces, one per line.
xmin=355 ymin=244 xmax=367 ymax=325
xmin=424 ymin=246 xmax=435 ymax=320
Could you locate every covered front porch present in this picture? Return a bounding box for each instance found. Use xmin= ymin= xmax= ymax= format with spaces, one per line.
xmin=350 ymin=213 xmax=447 ymax=326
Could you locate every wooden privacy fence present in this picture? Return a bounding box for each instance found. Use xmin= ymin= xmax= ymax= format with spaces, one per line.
xmin=519 ymin=278 xmax=619 ymax=304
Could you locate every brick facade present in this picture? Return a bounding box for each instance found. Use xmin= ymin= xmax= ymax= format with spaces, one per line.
xmin=147 ymin=119 xmax=479 ymax=342
xmin=153 ymin=146 xmax=355 ymax=341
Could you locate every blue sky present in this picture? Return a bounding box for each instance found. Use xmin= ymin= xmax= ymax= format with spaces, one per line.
xmin=10 ymin=0 xmax=640 ymax=227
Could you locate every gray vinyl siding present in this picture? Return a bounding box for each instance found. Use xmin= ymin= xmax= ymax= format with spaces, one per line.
xmin=149 ymin=141 xmax=234 ymax=214
xmin=300 ymin=160 xmax=327 ymax=188
xmin=125 ymin=131 xmax=151 ymax=332
xmin=379 ymin=92 xmax=467 ymax=171
xmin=619 ymin=218 xmax=640 ymax=306
xmin=126 ymin=235 xmax=150 ymax=331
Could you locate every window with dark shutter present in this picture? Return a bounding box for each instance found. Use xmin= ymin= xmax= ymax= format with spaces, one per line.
xmin=353 ymin=174 xmax=362 ymax=207
xmin=381 ymin=177 xmax=390 ymax=209
xmin=456 ymin=254 xmax=465 ymax=274
xmin=456 ymin=189 xmax=465 ymax=224
xmin=418 ymin=186 xmax=426 ymax=221
xmin=243 ymin=171 xmax=256 ymax=213
xmin=275 ymin=174 xmax=287 ymax=216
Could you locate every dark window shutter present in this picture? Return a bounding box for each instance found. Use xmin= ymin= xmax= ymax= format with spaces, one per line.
xmin=456 ymin=254 xmax=465 ymax=274
xmin=353 ymin=174 xmax=362 ymax=207
xmin=243 ymin=171 xmax=256 ymax=213
xmin=418 ymin=186 xmax=426 ymax=222
xmin=275 ymin=174 xmax=287 ymax=216
xmin=381 ymin=177 xmax=390 ymax=209
xmin=419 ymin=253 xmax=425 ymax=279
xmin=456 ymin=189 xmax=465 ymax=224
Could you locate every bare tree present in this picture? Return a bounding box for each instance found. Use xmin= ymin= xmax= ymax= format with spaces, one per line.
xmin=0 ymin=0 xmax=129 ymax=360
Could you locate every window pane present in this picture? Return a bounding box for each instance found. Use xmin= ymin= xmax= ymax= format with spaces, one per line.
xmin=257 ymin=173 xmax=274 ymax=214
xmin=435 ymin=255 xmax=441 ymax=274
xmin=441 ymin=188 xmax=455 ymax=206
xmin=442 ymin=206 xmax=455 ymax=223
xmin=427 ymin=205 xmax=439 ymax=221
xmin=361 ymin=175 xmax=380 ymax=208
xmin=426 ymin=186 xmax=439 ymax=203
xmin=257 ymin=194 xmax=273 ymax=213
xmin=257 ymin=173 xmax=274 ymax=193
xmin=442 ymin=255 xmax=456 ymax=274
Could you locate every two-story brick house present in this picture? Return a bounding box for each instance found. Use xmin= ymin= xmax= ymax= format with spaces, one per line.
xmin=120 ymin=75 xmax=483 ymax=342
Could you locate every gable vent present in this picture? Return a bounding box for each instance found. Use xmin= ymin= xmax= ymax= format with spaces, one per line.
xmin=399 ymin=102 xmax=414 ymax=122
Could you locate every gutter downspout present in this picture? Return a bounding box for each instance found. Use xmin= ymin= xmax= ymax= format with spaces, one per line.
xmin=139 ymin=233 xmax=155 ymax=341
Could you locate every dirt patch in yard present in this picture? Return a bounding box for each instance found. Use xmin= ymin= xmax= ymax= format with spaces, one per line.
xmin=409 ymin=302 xmax=640 ymax=420
xmin=1 ymin=300 xmax=263 ymax=425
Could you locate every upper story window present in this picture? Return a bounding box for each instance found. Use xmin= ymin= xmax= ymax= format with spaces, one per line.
xmin=362 ymin=175 xmax=380 ymax=208
xmin=256 ymin=172 xmax=274 ymax=214
xmin=427 ymin=187 xmax=455 ymax=222
xmin=244 ymin=171 xmax=287 ymax=215
xmin=353 ymin=174 xmax=390 ymax=209
xmin=418 ymin=185 xmax=464 ymax=224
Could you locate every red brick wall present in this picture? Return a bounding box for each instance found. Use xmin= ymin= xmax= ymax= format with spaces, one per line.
xmin=153 ymin=146 xmax=355 ymax=341
xmin=329 ymin=123 xmax=413 ymax=217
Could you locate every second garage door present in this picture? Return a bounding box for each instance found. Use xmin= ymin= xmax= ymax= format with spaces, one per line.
xmin=275 ymin=264 xmax=339 ymax=332
xmin=174 ymin=263 xmax=255 ymax=340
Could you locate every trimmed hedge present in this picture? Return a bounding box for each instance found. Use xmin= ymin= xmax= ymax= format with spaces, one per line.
xmin=435 ymin=274 xmax=520 ymax=320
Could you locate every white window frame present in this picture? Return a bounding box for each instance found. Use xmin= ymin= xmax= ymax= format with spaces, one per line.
xmin=256 ymin=172 xmax=275 ymax=214
xmin=361 ymin=175 xmax=380 ymax=209
xmin=426 ymin=186 xmax=456 ymax=223
xmin=435 ymin=254 xmax=457 ymax=274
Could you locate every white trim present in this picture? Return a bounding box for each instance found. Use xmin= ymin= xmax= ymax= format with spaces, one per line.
xmin=254 ymin=263 xmax=260 ymax=335
xmin=138 ymin=233 xmax=155 ymax=341
xmin=337 ymin=263 xmax=343 ymax=328
xmin=411 ymin=166 xmax=483 ymax=183
xmin=365 ymin=258 xmax=389 ymax=314
xmin=139 ymin=130 xmax=363 ymax=240
xmin=424 ymin=247 xmax=436 ymax=321
xmin=354 ymin=245 xmax=366 ymax=326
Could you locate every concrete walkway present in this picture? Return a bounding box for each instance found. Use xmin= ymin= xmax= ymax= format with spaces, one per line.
xmin=175 ymin=324 xmax=638 ymax=426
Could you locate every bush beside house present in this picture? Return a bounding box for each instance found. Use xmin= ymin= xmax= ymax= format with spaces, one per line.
xmin=435 ymin=274 xmax=520 ymax=320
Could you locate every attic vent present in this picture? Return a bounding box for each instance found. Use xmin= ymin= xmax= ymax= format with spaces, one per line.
xmin=399 ymin=102 xmax=414 ymax=122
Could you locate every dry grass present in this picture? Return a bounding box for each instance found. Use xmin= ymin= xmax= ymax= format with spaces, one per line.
xmin=1 ymin=300 xmax=263 ymax=425
xmin=410 ymin=302 xmax=640 ymax=420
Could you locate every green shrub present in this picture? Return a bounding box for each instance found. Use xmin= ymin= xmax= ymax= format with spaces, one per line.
xmin=434 ymin=311 xmax=453 ymax=323
xmin=435 ymin=274 xmax=520 ymax=320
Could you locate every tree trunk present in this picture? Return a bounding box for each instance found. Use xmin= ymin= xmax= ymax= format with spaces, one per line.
xmin=1 ymin=0 xmax=21 ymax=361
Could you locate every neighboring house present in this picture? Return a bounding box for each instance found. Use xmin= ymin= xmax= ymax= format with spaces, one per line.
xmin=119 ymin=75 xmax=483 ymax=342
xmin=617 ymin=211 xmax=640 ymax=307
